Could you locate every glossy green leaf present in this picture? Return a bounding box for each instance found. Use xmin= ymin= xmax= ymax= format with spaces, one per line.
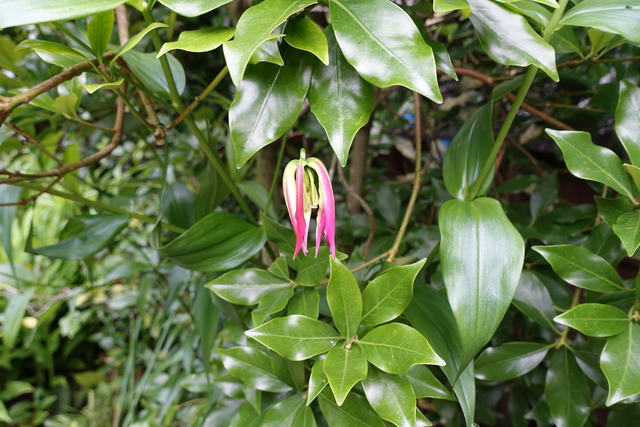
xmin=323 ymin=347 xmax=368 ymax=406
xmin=292 ymin=248 xmax=331 ymax=286
xmin=219 ymin=346 xmax=292 ymax=392
xmin=308 ymin=26 xmax=373 ymax=166
xmin=361 ymin=259 xmax=426 ymax=326
xmin=28 ymin=215 xmax=128 ymax=260
xmin=616 ymin=81 xmax=640 ymax=165
xmin=268 ymin=256 xmax=290 ymax=280
xmin=261 ymin=213 xmax=296 ymax=253
xmin=262 ymin=394 xmax=316 ymax=427
xmin=318 ymin=388 xmax=384 ymax=426
xmin=625 ymin=163 xmax=640 ymax=190
xmin=229 ymin=48 xmax=311 ymax=167
xmin=307 ymin=358 xmax=328 ymax=405
xmin=501 ymin=0 xmax=553 ymax=28
xmin=359 ymin=323 xmax=444 ymax=374
xmin=601 ymin=322 xmax=640 ymax=405
xmin=406 ymin=365 xmax=455 ymax=401
xmin=111 ymin=23 xmax=168 ymax=65
xmin=556 ymin=303 xmax=629 ymax=338
xmin=207 ymin=269 xmax=290 ymax=305
xmin=362 ymin=367 xmax=416 ymax=427
xmin=285 ymin=18 xmax=328 ymax=64
xmin=328 ymin=258 xmax=362 ymax=338
xmin=223 ymin=0 xmax=316 ymax=85
xmin=122 ymin=49 xmax=186 ymax=99
xmin=16 ymin=39 xmax=89 ymax=59
xmin=2 ymin=289 xmax=35 ymax=349
xmin=613 ymin=210 xmax=640 ymax=256
xmin=0 ymin=0 xmax=125 ymax=27
xmin=87 ymin=10 xmax=113 ymax=57
xmin=595 ymin=196 xmax=635 ymax=226
xmin=288 ymin=287 xmax=320 ymax=319
xmin=443 ymin=102 xmax=494 ymax=200
xmin=252 ymin=286 xmax=294 ymax=325
xmin=439 ymin=197 xmax=525 ymax=365
xmin=545 ymin=349 xmax=591 ymax=427
xmin=546 ymin=129 xmax=634 ymax=199
xmin=560 ymin=0 xmax=640 ymax=44
xmin=245 ymin=315 xmax=340 ymax=360
xmin=162 ymin=182 xmax=195 ymax=229
xmin=159 ymin=212 xmax=265 ymax=272
xmin=79 ymin=79 xmax=124 ymax=94
xmin=158 ymin=27 xmax=234 ymax=57
xmin=330 ymin=0 xmax=442 ymax=102
xmin=434 ymin=0 xmax=469 ymax=12
xmin=533 ymin=245 xmax=624 ymax=292
xmin=475 ymin=342 xmax=549 ymax=381
xmin=467 ymin=0 xmax=558 ymax=81
xmin=158 ymin=0 xmax=232 ymax=17
xmin=513 ymin=270 xmax=557 ymax=330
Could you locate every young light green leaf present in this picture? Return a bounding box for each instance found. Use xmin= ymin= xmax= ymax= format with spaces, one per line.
xmin=16 ymin=39 xmax=90 ymax=59
xmin=157 ymin=27 xmax=235 ymax=57
xmin=475 ymin=342 xmax=549 ymax=381
xmin=308 ymin=26 xmax=373 ymax=166
xmin=361 ymin=259 xmax=427 ymax=326
xmin=546 ymin=129 xmax=634 ymax=199
xmin=307 ymin=358 xmax=328 ymax=405
xmin=359 ymin=323 xmax=444 ymax=374
xmin=625 ymin=163 xmax=640 ymax=190
xmin=323 ymin=347 xmax=368 ymax=406
xmin=88 ymin=10 xmax=114 ymax=58
xmin=467 ymin=0 xmax=558 ymax=81
xmin=158 ymin=0 xmax=232 ymax=17
xmin=554 ymin=303 xmax=629 ymax=337
xmin=328 ymin=258 xmax=362 ymax=338
xmin=0 ymin=0 xmax=125 ymax=28
xmin=545 ymin=349 xmax=591 ymax=427
xmin=246 ymin=315 xmax=340 ymax=360
xmin=285 ymin=18 xmax=329 ymax=65
xmin=111 ymin=23 xmax=168 ymax=66
xmin=79 ymin=79 xmax=124 ymax=94
xmin=533 ymin=244 xmax=624 ymax=292
xmin=318 ymin=388 xmax=385 ymax=426
xmin=219 ymin=346 xmax=292 ymax=392
xmin=434 ymin=0 xmax=469 ymax=12
xmin=406 ymin=365 xmax=455 ymax=401
xmin=615 ymin=81 xmax=640 ymax=166
xmin=612 ymin=210 xmax=640 ymax=256
xmin=559 ymin=0 xmax=640 ymax=45
xmin=362 ymin=368 xmax=417 ymax=427
xmin=223 ymin=0 xmax=316 ymax=85
xmin=601 ymin=322 xmax=640 ymax=406
xmin=330 ymin=0 xmax=442 ymax=102
xmin=122 ymin=50 xmax=186 ymax=99
xmin=288 ymin=287 xmax=320 ymax=319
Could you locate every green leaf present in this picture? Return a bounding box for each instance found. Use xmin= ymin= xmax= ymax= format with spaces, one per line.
xmin=0 ymin=0 xmax=125 ymax=27
xmin=323 ymin=346 xmax=368 ymax=406
xmin=207 ymin=269 xmax=290 ymax=305
xmin=111 ymin=23 xmax=168 ymax=65
xmin=0 ymin=184 xmax=22 ymax=265
xmin=229 ymin=47 xmax=311 ymax=167
xmin=434 ymin=0 xmax=469 ymax=12
xmin=613 ymin=210 xmax=640 ymax=256
xmin=261 ymin=394 xmax=316 ymax=427
xmin=122 ymin=49 xmax=185 ymax=99
xmin=88 ymin=10 xmax=113 ymax=57
xmin=157 ymin=27 xmax=235 ymax=57
xmin=545 ymin=349 xmax=591 ymax=427
xmin=555 ymin=303 xmax=629 ymax=337
xmin=625 ymin=163 xmax=640 ymax=190
xmin=159 ymin=212 xmax=266 ymax=272
xmin=318 ymin=388 xmax=385 ymax=426
xmin=546 ymin=129 xmax=634 ymax=199
xmin=293 ymin=248 xmax=331 ymax=286
xmin=158 ymin=0 xmax=232 ymax=17
xmin=252 ymin=286 xmax=295 ymax=325
xmin=359 ymin=323 xmax=444 ymax=374
xmin=560 ymin=0 xmax=640 ymax=44
xmin=530 ymin=172 xmax=558 ymax=222
xmin=219 ymin=346 xmax=292 ymax=392
xmin=475 ymin=342 xmax=549 ymax=381
xmin=362 ymin=367 xmax=417 ymax=427
xmin=361 ymin=259 xmax=427 ymax=326
xmin=501 ymin=0 xmax=554 ymax=28
xmin=616 ymin=81 xmax=640 ymax=166
xmin=532 ymin=244 xmax=624 ymax=292
xmin=28 ymin=215 xmax=128 ymax=260
xmin=79 ymin=78 xmax=124 ymax=94
xmin=513 ymin=270 xmax=557 ymax=330
xmin=443 ymin=102 xmax=494 ymax=200
xmin=288 ymin=288 xmax=320 ymax=319
xmin=307 ymin=358 xmax=328 ymax=405
xmin=406 ymin=365 xmax=455 ymax=401
xmin=16 ymin=39 xmax=89 ymax=59
xmin=467 ymin=0 xmax=558 ymax=81
xmin=268 ymin=256 xmax=290 ymax=280
xmin=2 ymin=289 xmax=35 ymax=349
xmin=601 ymin=322 xmax=640 ymax=406
xmin=262 ymin=213 xmax=296 ymax=252
xmin=285 ymin=18 xmax=328 ymax=64
xmin=308 ymin=26 xmax=373 ymax=166
xmin=223 ymin=0 xmax=316 ymax=85
xmin=246 ymin=315 xmax=340 ymax=360
xmin=330 ymin=0 xmax=442 ymax=102
xmin=0 ymin=381 xmax=35 ymax=401
xmin=439 ymin=197 xmax=525 ymax=365
xmin=595 ymin=196 xmax=635 ymax=226
xmin=328 ymin=258 xmax=362 ymax=338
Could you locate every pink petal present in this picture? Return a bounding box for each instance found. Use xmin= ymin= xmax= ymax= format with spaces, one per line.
xmin=293 ymin=160 xmax=308 ymax=258
xmin=307 ymin=158 xmax=336 ymax=258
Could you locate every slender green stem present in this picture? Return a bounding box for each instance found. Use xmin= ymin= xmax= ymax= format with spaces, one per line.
xmin=555 ymin=288 xmax=581 ymax=349
xmin=265 ymin=134 xmax=287 ymax=215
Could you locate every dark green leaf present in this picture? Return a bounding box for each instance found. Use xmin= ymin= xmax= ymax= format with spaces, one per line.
xmin=560 ymin=0 xmax=640 ymax=44
xmin=323 ymin=346 xmax=368 ymax=406
xmin=0 ymin=0 xmax=125 ymax=27
xmin=206 ymin=269 xmax=290 ymax=305
xmin=328 ymin=258 xmax=362 ymax=338
xmin=158 ymin=0 xmax=232 ymax=17
xmin=545 ymin=349 xmax=591 ymax=427
xmin=158 ymin=27 xmax=235 ymax=57
xmin=475 ymin=342 xmax=549 ymax=381
xmin=530 ymin=173 xmax=558 ymax=222
xmin=252 ymin=286 xmax=295 ymax=325
xmin=2 ymin=289 xmax=34 ymax=349
xmin=219 ymin=346 xmax=292 ymax=393
xmin=318 ymin=388 xmax=384 ymax=426
xmin=406 ymin=365 xmax=455 ymax=401
xmin=293 ymin=248 xmax=331 ymax=286
xmin=616 ymin=80 xmax=640 ymax=165
xmin=601 ymin=322 xmax=640 ymax=406
xmin=307 ymin=358 xmax=328 ymax=405
xmin=122 ymin=49 xmax=185 ymax=100
xmin=595 ymin=196 xmax=635 ymax=226
xmin=513 ymin=270 xmax=557 ymax=330
xmin=261 ymin=394 xmax=316 ymax=427
xmin=162 ymin=182 xmax=195 ymax=229
xmin=612 ymin=211 xmax=640 ymax=256
xmin=261 ymin=212 xmax=296 ymax=253
xmin=87 ymin=10 xmax=113 ymax=58
xmin=554 ymin=303 xmax=629 ymax=337
xmin=362 ymin=367 xmax=416 ymax=427
xmin=285 ymin=18 xmax=328 ymax=64
xmin=533 ymin=244 xmax=624 ymax=292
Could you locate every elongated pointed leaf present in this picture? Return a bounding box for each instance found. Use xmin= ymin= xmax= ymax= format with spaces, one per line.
xmin=439 ymin=198 xmax=525 ymax=365
xmin=468 ymin=0 xmax=558 ymax=81
xmin=159 ymin=212 xmax=266 ymax=272
xmin=545 ymin=349 xmax=591 ymax=427
xmin=111 ymin=23 xmax=168 ymax=65
xmin=2 ymin=289 xmax=35 ymax=349
xmin=88 ymin=10 xmax=114 ymax=58
xmin=554 ymin=303 xmax=629 ymax=337
xmin=219 ymin=346 xmax=292 ymax=392
xmin=285 ymin=18 xmax=328 ymax=64
xmin=80 ymin=79 xmax=124 ymax=94
xmin=546 ymin=129 xmax=634 ymax=199
xmin=318 ymin=388 xmax=384 ymax=426
xmin=252 ymin=286 xmax=294 ymax=325
xmin=288 ymin=287 xmax=320 ymax=319
xmin=307 ymin=358 xmax=328 ymax=405
xmin=615 ymin=81 xmax=640 ymax=166
xmin=122 ymin=50 xmax=186 ymax=99
xmin=560 ymin=0 xmax=640 ymax=44
xmin=328 ymin=258 xmax=362 ymax=338
xmin=229 ymin=48 xmax=311 ymax=167
xmin=223 ymin=0 xmax=316 ymax=85
xmin=262 ymin=394 xmax=316 ymax=427
xmin=308 ymin=26 xmax=373 ymax=166
xmin=362 ymin=368 xmax=417 ymax=427
xmin=246 ymin=315 xmax=340 ymax=360
xmin=323 ymin=347 xmax=368 ymax=406
xmin=406 ymin=365 xmax=455 ymax=401
xmin=330 ymin=0 xmax=442 ymax=102
xmin=207 ymin=269 xmax=290 ymax=305
xmin=0 ymin=0 xmax=125 ymax=27
xmin=601 ymin=322 xmax=640 ymax=406
xmin=513 ymin=270 xmax=557 ymax=330
xmin=533 ymin=244 xmax=624 ymax=292
xmin=613 ymin=209 xmax=640 ymax=256
xmin=475 ymin=342 xmax=549 ymax=381
xmin=157 ymin=27 xmax=234 ymax=57
xmin=158 ymin=0 xmax=232 ymax=17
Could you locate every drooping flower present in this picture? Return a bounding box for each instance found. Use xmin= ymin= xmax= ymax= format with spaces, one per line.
xmin=282 ymin=150 xmax=336 ymax=259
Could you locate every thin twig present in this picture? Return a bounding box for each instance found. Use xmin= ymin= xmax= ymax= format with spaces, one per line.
xmin=337 ymin=162 xmax=376 ymax=258
xmin=319 ymin=251 xmax=390 ymax=285
xmin=4 ymin=122 xmax=64 ymax=165
xmin=0 ymin=175 xmax=63 ymax=206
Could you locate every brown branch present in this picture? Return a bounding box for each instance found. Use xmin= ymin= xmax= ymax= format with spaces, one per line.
xmin=558 ymin=55 xmax=640 ymax=69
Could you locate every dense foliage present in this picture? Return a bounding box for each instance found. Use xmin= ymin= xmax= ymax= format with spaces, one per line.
xmin=1 ymin=0 xmax=640 ymax=425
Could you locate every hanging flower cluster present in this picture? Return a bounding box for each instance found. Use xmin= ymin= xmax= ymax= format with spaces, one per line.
xmin=282 ymin=149 xmax=336 ymax=259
